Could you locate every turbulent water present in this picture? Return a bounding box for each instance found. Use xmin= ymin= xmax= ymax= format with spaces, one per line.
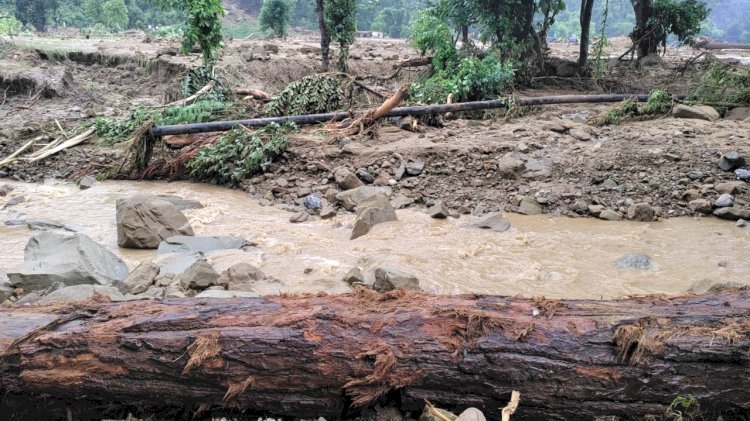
xmin=1 ymin=179 xmax=749 ymax=299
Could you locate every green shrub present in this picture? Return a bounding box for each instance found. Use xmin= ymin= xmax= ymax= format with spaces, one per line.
xmin=265 ymin=74 xmax=349 ymax=116
xmin=259 ymin=0 xmax=293 ymax=39
xmin=642 ymin=89 xmax=672 ymax=114
xmin=692 ymin=61 xmax=750 ymax=105
xmin=189 ymin=123 xmax=295 ymax=186
xmin=599 ymin=98 xmax=638 ymax=125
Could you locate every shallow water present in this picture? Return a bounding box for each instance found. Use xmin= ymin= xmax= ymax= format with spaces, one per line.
xmin=1 ymin=179 xmax=749 ymax=299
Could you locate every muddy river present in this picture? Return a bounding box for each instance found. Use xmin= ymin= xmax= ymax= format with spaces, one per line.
xmin=1 ymin=179 xmax=748 ymax=299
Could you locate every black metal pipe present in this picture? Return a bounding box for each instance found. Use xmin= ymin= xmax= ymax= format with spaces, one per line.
xmin=149 ymin=94 xmax=658 ymax=137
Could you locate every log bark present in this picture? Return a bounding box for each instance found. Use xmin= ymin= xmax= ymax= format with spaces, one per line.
xmin=1 ymin=290 xmax=750 ymax=420
xmin=693 ymin=40 xmax=750 ymax=50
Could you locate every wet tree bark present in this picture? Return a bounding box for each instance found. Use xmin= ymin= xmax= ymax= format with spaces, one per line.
xmin=578 ymin=0 xmax=596 ymax=71
xmin=1 ymin=290 xmax=750 ymax=420
xmin=630 ymin=0 xmax=657 ymax=58
xmin=316 ymin=0 xmax=331 ymax=72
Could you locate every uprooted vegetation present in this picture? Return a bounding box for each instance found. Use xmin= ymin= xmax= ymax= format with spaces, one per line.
xmin=598 ymin=89 xmax=674 ymax=126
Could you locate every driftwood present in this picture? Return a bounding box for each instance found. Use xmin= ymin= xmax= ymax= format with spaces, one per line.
xmin=233 ymin=88 xmax=272 ymax=100
xmin=693 ymin=39 xmax=750 ymax=50
xmin=1 ymin=290 xmax=750 ymax=420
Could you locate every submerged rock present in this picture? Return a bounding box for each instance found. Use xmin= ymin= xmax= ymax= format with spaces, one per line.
xmin=157 ymin=195 xmax=204 ymax=210
xmin=7 ymin=232 xmax=128 ymax=292
xmin=157 ymin=236 xmax=251 ymax=254
xmin=116 ymin=195 xmax=194 ymax=249
xmin=616 ymin=253 xmax=653 ymax=270
xmin=26 ymin=219 xmax=66 ymax=231
xmin=462 ymin=212 xmax=511 ymax=232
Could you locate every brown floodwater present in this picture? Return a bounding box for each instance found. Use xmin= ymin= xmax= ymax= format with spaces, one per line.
xmin=1 ymin=179 xmax=748 ymax=299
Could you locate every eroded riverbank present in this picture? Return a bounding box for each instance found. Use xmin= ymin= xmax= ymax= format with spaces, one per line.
xmin=2 ymin=179 xmax=748 ymax=299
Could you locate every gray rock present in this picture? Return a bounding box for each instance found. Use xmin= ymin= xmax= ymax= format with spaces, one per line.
xmin=715 ymin=181 xmax=745 ymax=195
xmin=157 ymin=252 xmax=202 ymax=277
xmin=405 ymin=161 xmax=425 ymax=176
xmin=356 ymin=169 xmax=375 ymax=184
xmin=718 ymin=151 xmax=745 ymax=172
xmin=725 ymin=107 xmax=750 ymax=121
xmin=455 ymin=408 xmax=486 ymax=421
xmin=497 ymin=156 xmax=525 ymax=176
xmin=714 ymin=207 xmax=750 ymax=220
xmin=462 ymin=212 xmax=511 ymax=232
xmin=304 ymin=195 xmax=323 ymax=210
xmin=714 ymin=194 xmax=734 ymax=208
xmin=176 ymin=259 xmax=221 ymax=291
xmin=336 ymin=186 xmax=392 ymax=211
xmin=195 ymin=290 xmax=260 ymax=299
xmin=687 ymin=279 xmax=746 ymax=294
xmin=372 ymin=267 xmax=420 ymax=292
xmin=737 ymin=219 xmax=748 ymax=228
xmin=518 ymin=196 xmax=542 ymax=215
xmin=3 ymin=195 xmax=25 ymax=208
xmin=156 ymin=195 xmax=204 ymax=210
xmin=335 ymin=168 xmax=365 ymax=191
xmin=26 ymin=219 xmax=66 ymax=231
xmin=689 ymin=199 xmax=712 ymax=214
xmin=7 ymin=232 xmax=128 ymax=292
xmin=0 ymin=276 xmax=13 ymax=303
xmin=599 ymin=209 xmax=623 ymax=221
xmin=320 ymin=205 xmax=337 ymax=219
xmin=390 ymin=194 xmax=414 ymax=209
xmin=38 ymin=285 xmax=125 ymax=305
xmin=0 ymin=184 xmax=14 ymax=197
xmin=427 ymin=201 xmax=450 ymax=219
xmin=616 ymin=253 xmax=653 ymax=270
xmin=78 ymin=175 xmax=96 ymax=190
xmin=343 ymin=267 xmax=365 ymax=285
xmin=116 ymin=195 xmax=194 ymax=249
xmin=627 ymin=202 xmax=655 ymax=222
xmin=290 ymin=211 xmax=310 ymax=223
xmin=569 ymin=128 xmax=591 ymax=141
xmin=672 ymin=104 xmax=719 ymax=121
xmin=587 ymin=204 xmax=605 ymax=217
xmin=601 ymin=179 xmax=619 ymax=189
xmin=218 ymin=263 xmax=265 ymax=291
xmin=396 ymin=116 xmax=415 ymax=131
xmin=157 ymin=236 xmax=249 ymax=255
xmin=5 ymin=219 xmax=26 ymax=226
xmin=123 ymin=261 xmax=160 ymax=294
xmin=736 ymin=168 xmax=750 ymax=181
xmin=687 ymin=170 xmax=705 ymax=180
xmin=351 ymin=193 xmax=398 ymax=240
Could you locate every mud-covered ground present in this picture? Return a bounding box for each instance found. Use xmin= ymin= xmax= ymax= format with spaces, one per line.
xmin=1 ymin=34 xmax=749 ymax=221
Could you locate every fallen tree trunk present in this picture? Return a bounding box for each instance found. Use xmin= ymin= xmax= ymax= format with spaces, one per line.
xmin=694 ymin=40 xmax=750 ymax=50
xmin=1 ymin=290 xmax=749 ymax=420
xmin=150 ymin=93 xmax=667 ymax=137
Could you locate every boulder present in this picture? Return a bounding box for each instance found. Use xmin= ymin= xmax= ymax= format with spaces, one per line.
xmin=336 ymin=186 xmax=392 ymax=211
xmin=518 ymin=196 xmax=542 ymax=215
xmin=26 ymin=219 xmax=66 ymax=231
xmin=290 ymin=211 xmax=310 ymax=223
xmin=427 ymin=201 xmax=450 ymax=219
xmin=351 ymin=193 xmax=398 ymax=240
xmin=672 ymin=104 xmax=719 ymax=121
xmin=497 ymin=155 xmax=525 ymax=177
xmin=390 ymin=194 xmax=414 ymax=209
xmin=725 ymin=107 xmax=750 ymax=121
xmin=737 ymin=169 xmax=750 ymax=181
xmin=334 ymin=168 xmax=365 ymax=191
xmin=343 ymin=267 xmax=365 ymax=286
xmin=116 ymin=195 xmax=194 ymax=249
xmin=599 ymin=210 xmax=623 ymax=221
xmin=462 ymin=212 xmax=511 ymax=232
xmin=372 ymin=267 xmax=420 ymax=292
xmin=689 ymin=199 xmax=712 ymax=214
xmin=176 ymin=259 xmax=221 ymax=291
xmin=157 ymin=236 xmax=250 ymax=254
xmin=156 ymin=195 xmax=204 ymax=210
xmin=7 ymin=232 xmax=128 ymax=292
xmin=714 ymin=207 xmax=750 ymax=221
xmin=123 ymin=262 xmax=160 ymax=294
xmin=627 ymin=203 xmax=655 ymax=222
xmin=37 ymin=285 xmax=125 ymax=305
xmin=616 ymin=253 xmax=653 ymax=270
xmin=218 ymin=263 xmax=266 ymax=291
xmin=405 ymin=161 xmax=425 ymax=176
xmin=718 ymin=151 xmax=745 ymax=172
xmin=714 ymin=194 xmax=734 ymax=208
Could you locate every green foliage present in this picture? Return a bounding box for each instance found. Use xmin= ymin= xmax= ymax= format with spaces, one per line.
xmin=152 ymin=0 xmax=225 ymax=65
xmin=409 ymin=9 xmax=457 ymax=71
xmin=665 ymin=395 xmax=701 ymax=421
xmin=101 ymin=0 xmax=128 ymax=31
xmin=639 ymin=0 xmax=709 ymax=54
xmin=181 ymin=63 xmax=219 ymax=98
xmin=15 ymin=0 xmax=56 ymax=31
xmin=259 ymin=0 xmax=293 ymax=38
xmin=265 ymin=74 xmax=350 ymax=116
xmin=410 ymin=54 xmax=516 ymax=104
xmin=0 ymin=14 xmax=22 ymax=34
xmin=692 ymin=61 xmax=750 ymax=104
xmin=94 ymin=100 xmax=230 ymax=144
xmin=189 ymin=123 xmax=295 ymax=186
xmin=591 ymin=0 xmax=609 ymax=78
xmin=642 ymin=89 xmax=672 ymax=114
xmin=151 ymin=24 xmax=183 ymax=39
xmin=599 ymin=98 xmax=638 ymax=125
xmin=325 ymin=0 xmax=356 ymax=72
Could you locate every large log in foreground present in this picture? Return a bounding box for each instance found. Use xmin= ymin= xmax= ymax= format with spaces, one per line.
xmin=1 ymin=290 xmax=750 ymax=420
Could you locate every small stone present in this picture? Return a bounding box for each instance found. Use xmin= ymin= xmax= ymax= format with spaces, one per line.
xmin=627 ymin=202 xmax=655 ymax=222
xmin=303 ymin=195 xmax=322 ymax=210
xmin=518 ymin=196 xmax=542 ymax=215
xmin=601 ymin=179 xmax=618 ymax=189
xmin=718 ymin=151 xmax=745 ymax=172
xmin=737 ymin=219 xmax=748 ymax=228
xmin=334 ymin=168 xmax=365 ymax=190
xmin=26 ymin=219 xmax=66 ymax=231
xmin=736 ymin=169 xmax=750 ymax=181
xmin=714 ymin=194 xmax=734 ymax=208
xmin=123 ymin=261 xmax=160 ymax=294
xmin=427 ymin=201 xmax=450 ymax=219
xmin=455 ymin=408 xmax=486 ymax=421
xmin=714 ymin=207 xmax=750 ymax=220
xmin=497 ymin=155 xmax=525 ymax=176
xmin=3 ymin=195 xmax=25 ymax=208
xmin=396 ymin=116 xmax=415 ymax=131
xmin=319 ymin=206 xmax=337 ymax=219
xmin=290 ymin=211 xmax=309 ymax=223
xmin=569 ymin=128 xmax=591 ymax=141
xmin=715 ymin=181 xmax=746 ymax=195
xmin=599 ymin=209 xmax=623 ymax=221
xmin=616 ymin=253 xmax=653 ymax=270
xmin=343 ymin=267 xmax=364 ymax=285
xmin=356 ymin=169 xmax=375 ymax=184
xmin=689 ymin=199 xmax=712 ymax=214
xmin=78 ymin=175 xmax=96 ymax=190
xmin=390 ymin=194 xmax=414 ymax=209
xmin=372 ymin=267 xmax=420 ymax=292
xmin=587 ymin=204 xmax=605 ymax=217
xmin=176 ymin=259 xmax=220 ymax=291
xmin=542 ymin=123 xmax=566 ymax=133
xmin=405 ymin=161 xmax=425 ymax=176
xmin=686 ymin=170 xmax=705 ymax=180
xmin=672 ymin=104 xmax=719 ymax=121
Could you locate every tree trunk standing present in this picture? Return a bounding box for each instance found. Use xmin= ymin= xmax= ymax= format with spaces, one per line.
xmin=316 ymin=0 xmax=331 ymax=72
xmin=461 ymin=25 xmax=470 ymax=46
xmin=630 ymin=0 xmax=657 ymax=58
xmin=2 ymin=291 xmax=750 ymax=420
xmin=578 ymin=0 xmax=595 ymax=71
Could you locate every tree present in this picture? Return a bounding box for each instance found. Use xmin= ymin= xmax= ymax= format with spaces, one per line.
xmin=101 ymin=0 xmax=128 ymax=31
xmin=325 ymin=0 xmax=356 ymax=72
xmin=151 ymin=0 xmax=226 ymax=66
xmin=629 ymin=0 xmax=708 ymax=58
xmin=15 ymin=0 xmax=56 ymax=31
xmin=578 ymin=0 xmax=595 ymax=70
xmin=259 ymin=0 xmax=293 ymax=38
xmin=316 ymin=0 xmax=331 ymax=71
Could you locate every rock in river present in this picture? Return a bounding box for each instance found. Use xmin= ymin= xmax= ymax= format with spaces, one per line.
xmin=462 ymin=212 xmax=511 ymax=232
xmin=372 ymin=267 xmax=421 ymax=292
xmin=117 ymin=195 xmax=194 ymax=249
xmin=157 ymin=236 xmax=251 ymax=254
xmin=351 ymin=193 xmax=398 ymax=240
xmin=616 ymin=253 xmax=653 ymax=270
xmin=7 ymin=232 xmax=128 ymax=292
xmin=714 ymin=207 xmax=750 ymax=221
